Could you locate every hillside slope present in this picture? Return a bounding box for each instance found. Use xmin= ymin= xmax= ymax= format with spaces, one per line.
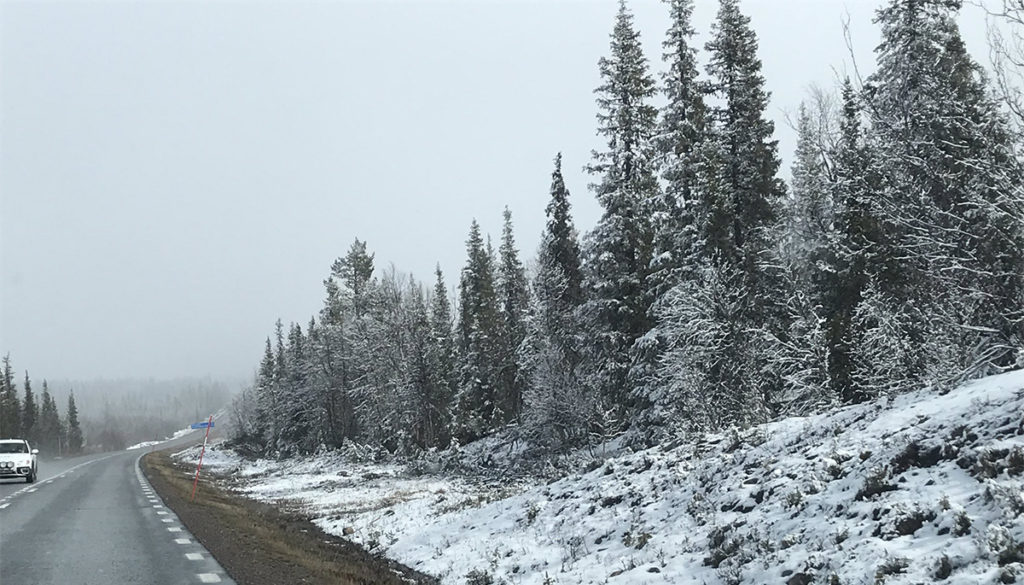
xmin=189 ymin=370 xmax=1024 ymax=585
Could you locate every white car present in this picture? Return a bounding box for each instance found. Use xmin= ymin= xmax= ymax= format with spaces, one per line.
xmin=0 ymin=439 xmax=39 ymax=483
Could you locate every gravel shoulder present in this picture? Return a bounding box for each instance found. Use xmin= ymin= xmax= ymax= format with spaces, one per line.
xmin=141 ymin=448 xmax=438 ymax=585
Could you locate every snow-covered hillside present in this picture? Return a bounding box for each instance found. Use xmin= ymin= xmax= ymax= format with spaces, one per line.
xmin=183 ymin=370 xmax=1024 ymax=585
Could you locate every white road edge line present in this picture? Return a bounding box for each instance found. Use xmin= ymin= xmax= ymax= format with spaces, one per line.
xmin=134 ymin=453 xmax=234 ymax=585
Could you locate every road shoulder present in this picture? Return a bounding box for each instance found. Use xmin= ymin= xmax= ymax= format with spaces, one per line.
xmin=141 ymin=449 xmax=438 ymax=585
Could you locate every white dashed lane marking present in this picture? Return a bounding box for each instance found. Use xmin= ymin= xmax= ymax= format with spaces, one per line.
xmin=197 ymin=574 xmax=222 ymax=583
xmin=0 ymin=503 xmax=9 ymax=509
xmin=175 ymin=538 xmax=191 ymax=545
xmin=167 ymin=527 xmax=182 ymax=533
xmin=186 ymin=553 xmax=203 ymax=561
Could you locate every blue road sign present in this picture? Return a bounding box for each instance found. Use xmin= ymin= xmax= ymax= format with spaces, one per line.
xmin=190 ymin=421 xmax=215 ymax=429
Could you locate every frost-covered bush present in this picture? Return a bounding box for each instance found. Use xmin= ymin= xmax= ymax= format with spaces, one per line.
xmin=856 ymin=467 xmax=897 ymax=501
xmin=873 ymin=556 xmax=909 ymax=583
xmin=987 ymin=523 xmax=1024 ymax=566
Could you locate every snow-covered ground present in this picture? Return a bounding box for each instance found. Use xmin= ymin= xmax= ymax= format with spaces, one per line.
xmin=127 ymin=425 xmax=198 ymax=450
xmin=177 ymin=370 xmax=1024 ymax=584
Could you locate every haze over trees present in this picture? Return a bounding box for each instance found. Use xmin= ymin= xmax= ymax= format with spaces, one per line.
xmin=0 ymin=354 xmax=84 ymax=456
xmin=0 ymin=359 xmax=232 ymax=453
xmin=232 ymin=0 xmax=1024 ymax=460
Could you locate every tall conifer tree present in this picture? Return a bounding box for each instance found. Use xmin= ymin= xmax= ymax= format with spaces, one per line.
xmin=702 ymin=0 xmax=785 ymax=274
xmin=582 ymin=0 xmax=660 ymax=428
xmin=22 ymin=373 xmax=39 ymax=444
xmin=631 ymin=0 xmax=709 ymax=433
xmin=495 ymin=208 xmax=530 ymax=424
xmin=425 ymin=266 xmax=457 ymax=448
xmin=37 ymin=381 xmax=61 ymax=454
xmin=524 ymin=154 xmax=593 ymax=450
xmin=456 ymin=220 xmax=501 ymax=442
xmin=656 ymin=0 xmax=786 ymax=431
xmin=67 ymin=391 xmax=83 ymax=454
xmin=857 ymin=0 xmax=1024 ymax=392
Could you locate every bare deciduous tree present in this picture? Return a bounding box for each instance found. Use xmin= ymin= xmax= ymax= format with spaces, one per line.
xmin=982 ymin=0 xmax=1024 ymax=129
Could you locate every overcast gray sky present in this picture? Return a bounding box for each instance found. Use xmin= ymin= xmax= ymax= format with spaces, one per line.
xmin=0 ymin=0 xmax=993 ymax=382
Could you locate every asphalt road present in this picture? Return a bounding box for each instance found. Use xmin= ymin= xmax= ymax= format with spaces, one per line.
xmin=0 ymin=438 xmax=235 ymax=585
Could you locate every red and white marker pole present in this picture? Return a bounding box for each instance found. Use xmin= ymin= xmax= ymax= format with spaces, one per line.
xmin=190 ymin=415 xmax=213 ymax=502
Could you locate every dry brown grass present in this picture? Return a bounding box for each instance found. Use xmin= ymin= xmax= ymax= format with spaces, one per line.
xmin=142 ymin=450 xmax=438 ymax=585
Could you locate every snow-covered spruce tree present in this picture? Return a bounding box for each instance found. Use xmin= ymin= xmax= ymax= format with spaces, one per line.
xmin=859 ymin=0 xmax=1024 ymax=393
xmin=629 ymin=0 xmax=709 ymax=436
xmin=824 ymin=78 xmax=888 ymax=403
xmin=276 ymin=322 xmax=318 ymax=455
xmin=701 ymin=0 xmax=785 ymax=276
xmin=316 ymin=276 xmax=357 ymax=447
xmin=656 ymin=0 xmax=787 ymax=431
xmin=397 ymin=273 xmax=449 ymax=451
xmin=265 ymin=319 xmax=288 ymax=454
xmin=581 ymin=0 xmax=660 ymax=432
xmin=536 ymin=155 xmax=585 ymax=328
xmin=706 ymin=0 xmax=787 ymax=423
xmin=521 ymin=154 xmax=594 ymax=452
xmin=0 ymin=355 xmax=20 ymax=438
xmin=300 ymin=316 xmax=330 ymax=451
xmin=455 ymin=220 xmax=502 ymax=443
xmin=495 ymin=208 xmax=530 ymax=426
xmin=37 ymin=382 xmax=61 ymax=454
xmin=22 ymin=373 xmax=38 ymax=445
xmin=425 ymin=266 xmax=457 ymax=449
xmin=650 ymin=0 xmax=706 ymax=290
xmin=66 ymin=391 xmax=83 ymax=454
xmin=249 ymin=337 xmax=277 ymax=451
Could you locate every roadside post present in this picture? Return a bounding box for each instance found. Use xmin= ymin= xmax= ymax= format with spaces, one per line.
xmin=189 ymin=416 xmax=214 ymax=502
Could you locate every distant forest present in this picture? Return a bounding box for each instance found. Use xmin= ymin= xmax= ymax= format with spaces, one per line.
xmin=0 ymin=355 xmax=84 ymax=456
xmin=226 ymin=0 xmax=1018 ymax=458
xmin=0 ymin=355 xmax=233 ymax=454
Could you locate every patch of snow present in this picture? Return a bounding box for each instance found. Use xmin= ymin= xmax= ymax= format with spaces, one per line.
xmin=127 ymin=425 xmax=201 ymax=450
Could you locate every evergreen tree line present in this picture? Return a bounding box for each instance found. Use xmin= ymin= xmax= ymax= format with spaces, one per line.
xmin=234 ymin=0 xmax=1024 ymax=458
xmin=0 ymin=355 xmax=84 ymax=456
